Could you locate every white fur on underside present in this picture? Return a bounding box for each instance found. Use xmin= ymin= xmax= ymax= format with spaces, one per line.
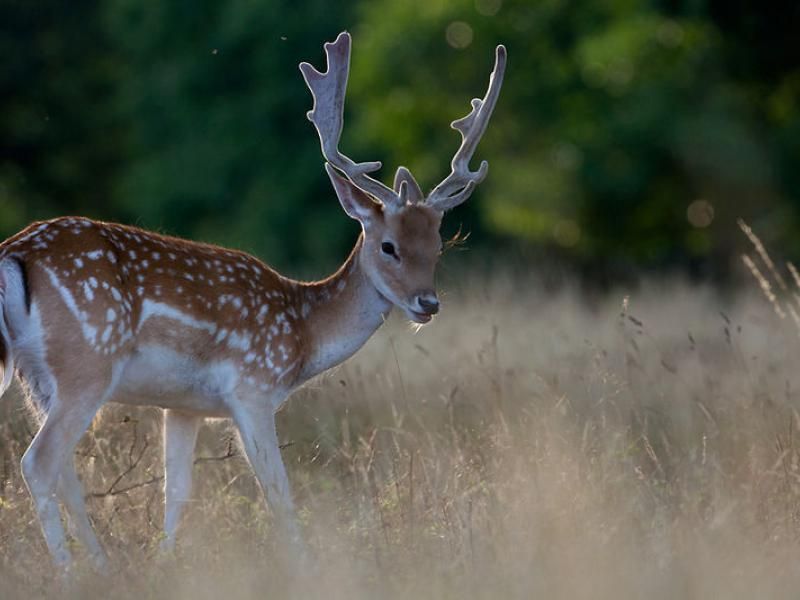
xmin=112 ymin=344 xmax=241 ymax=416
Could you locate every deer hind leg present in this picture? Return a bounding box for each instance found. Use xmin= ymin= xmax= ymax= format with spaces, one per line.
xmin=57 ymin=463 xmax=107 ymax=570
xmin=161 ymin=409 xmax=202 ymax=552
xmin=21 ymin=383 xmax=109 ymax=569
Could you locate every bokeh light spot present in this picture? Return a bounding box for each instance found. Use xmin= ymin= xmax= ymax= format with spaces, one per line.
xmin=687 ymin=199 xmax=714 ymax=228
xmin=475 ymin=0 xmax=503 ymax=16
xmin=446 ymin=21 xmax=474 ymax=49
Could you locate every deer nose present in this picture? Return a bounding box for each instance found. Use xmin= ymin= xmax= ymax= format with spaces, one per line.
xmin=416 ymin=293 xmax=440 ymax=315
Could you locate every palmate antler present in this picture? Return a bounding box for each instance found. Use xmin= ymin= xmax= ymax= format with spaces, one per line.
xmin=299 ymin=33 xmax=407 ymax=210
xmin=300 ymin=32 xmax=506 ymax=213
xmin=426 ymin=44 xmax=506 ymax=212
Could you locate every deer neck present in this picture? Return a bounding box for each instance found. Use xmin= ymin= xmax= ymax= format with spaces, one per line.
xmin=296 ymin=232 xmax=391 ymax=382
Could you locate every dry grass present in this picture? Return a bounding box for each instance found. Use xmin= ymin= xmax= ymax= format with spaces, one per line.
xmin=3 ymin=266 xmax=800 ymax=598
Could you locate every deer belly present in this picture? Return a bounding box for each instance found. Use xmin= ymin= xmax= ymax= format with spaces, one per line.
xmin=112 ymin=344 xmax=237 ymax=414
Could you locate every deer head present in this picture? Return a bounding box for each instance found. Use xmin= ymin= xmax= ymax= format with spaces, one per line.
xmin=300 ymin=32 xmax=506 ymax=324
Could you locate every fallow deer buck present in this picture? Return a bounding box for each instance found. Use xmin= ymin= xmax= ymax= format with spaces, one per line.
xmin=0 ymin=32 xmax=505 ymax=569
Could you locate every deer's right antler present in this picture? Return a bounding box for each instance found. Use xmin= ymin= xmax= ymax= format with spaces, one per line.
xmin=299 ymin=32 xmax=408 ymax=210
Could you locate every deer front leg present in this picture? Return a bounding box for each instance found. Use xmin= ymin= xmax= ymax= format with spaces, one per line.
xmin=161 ymin=410 xmax=202 ymax=552
xmin=228 ymin=396 xmax=304 ymax=549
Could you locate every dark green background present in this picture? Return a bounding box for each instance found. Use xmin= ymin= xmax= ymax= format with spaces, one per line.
xmin=2 ymin=0 xmax=798 ymax=282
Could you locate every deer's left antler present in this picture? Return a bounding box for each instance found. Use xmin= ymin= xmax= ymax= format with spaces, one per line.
xmin=426 ymin=44 xmax=507 ymax=212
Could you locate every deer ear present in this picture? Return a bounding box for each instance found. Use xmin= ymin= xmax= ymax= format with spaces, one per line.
xmin=326 ymin=163 xmax=381 ymax=224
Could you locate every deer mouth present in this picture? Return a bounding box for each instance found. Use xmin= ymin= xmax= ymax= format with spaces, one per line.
xmin=407 ymin=309 xmax=434 ymax=324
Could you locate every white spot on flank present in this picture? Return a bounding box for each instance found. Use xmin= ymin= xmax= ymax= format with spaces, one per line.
xmin=227 ymin=331 xmax=251 ymax=352
xmin=42 ymin=266 xmax=98 ymax=345
xmin=111 ymin=288 xmax=122 ymax=302
xmin=256 ymin=304 xmax=269 ymax=323
xmin=101 ymin=325 xmax=112 ymax=344
xmin=138 ymin=299 xmax=218 ymax=335
xmin=83 ymin=281 xmax=95 ymax=301
xmin=74 ymin=258 xmax=84 ymax=268
xmin=87 ymin=250 xmax=103 ymax=260
xmin=89 ymin=276 xmax=98 ymax=288
xmin=106 ymin=308 xmax=117 ymax=322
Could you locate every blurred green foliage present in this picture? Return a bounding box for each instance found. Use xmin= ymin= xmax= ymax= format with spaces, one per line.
xmin=1 ymin=0 xmax=798 ymax=278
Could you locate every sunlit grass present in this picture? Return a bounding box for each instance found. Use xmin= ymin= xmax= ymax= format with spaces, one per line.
xmin=3 ymin=269 xmax=800 ymax=598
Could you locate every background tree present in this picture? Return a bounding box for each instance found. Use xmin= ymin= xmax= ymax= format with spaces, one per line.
xmin=1 ymin=0 xmax=798 ymax=280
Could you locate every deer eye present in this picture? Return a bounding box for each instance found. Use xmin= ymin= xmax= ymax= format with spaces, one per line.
xmin=381 ymin=241 xmax=397 ymax=257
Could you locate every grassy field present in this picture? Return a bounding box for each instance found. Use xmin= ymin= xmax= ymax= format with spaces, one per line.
xmin=3 ymin=266 xmax=800 ymax=598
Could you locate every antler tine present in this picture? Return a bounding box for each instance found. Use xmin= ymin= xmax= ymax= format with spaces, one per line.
xmin=427 ymin=44 xmax=507 ymax=212
xmin=300 ymin=32 xmax=402 ymax=209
